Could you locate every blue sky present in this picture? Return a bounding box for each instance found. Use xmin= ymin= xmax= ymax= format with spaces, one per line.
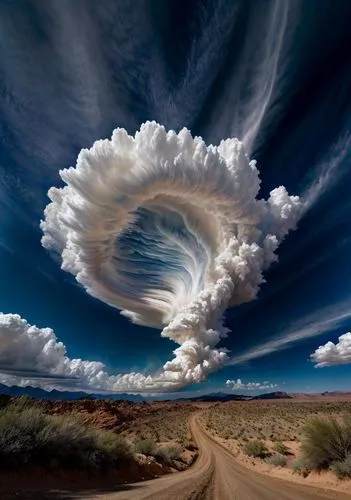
xmin=0 ymin=0 xmax=351 ymax=395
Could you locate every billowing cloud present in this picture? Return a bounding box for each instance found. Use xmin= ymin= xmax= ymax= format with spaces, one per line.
xmin=41 ymin=122 xmax=301 ymax=391
xmin=310 ymin=332 xmax=351 ymax=367
xmin=226 ymin=378 xmax=278 ymax=391
xmin=0 ymin=313 xmax=159 ymax=392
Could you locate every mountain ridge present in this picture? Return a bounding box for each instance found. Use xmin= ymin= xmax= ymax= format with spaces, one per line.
xmin=0 ymin=384 xmax=350 ymax=402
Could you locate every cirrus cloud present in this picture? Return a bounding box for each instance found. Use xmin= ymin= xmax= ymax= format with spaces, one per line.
xmin=230 ymin=300 xmax=351 ymax=366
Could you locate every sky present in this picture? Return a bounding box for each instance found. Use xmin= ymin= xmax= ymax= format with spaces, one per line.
xmin=1 ymin=0 xmax=351 ymax=396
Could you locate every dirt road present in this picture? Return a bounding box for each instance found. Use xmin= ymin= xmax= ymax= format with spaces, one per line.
xmin=89 ymin=414 xmax=350 ymax=500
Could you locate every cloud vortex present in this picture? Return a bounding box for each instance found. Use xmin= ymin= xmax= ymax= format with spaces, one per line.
xmin=41 ymin=122 xmax=301 ymax=391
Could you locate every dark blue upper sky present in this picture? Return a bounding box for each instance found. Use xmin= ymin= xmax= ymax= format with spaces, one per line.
xmin=1 ymin=0 xmax=351 ymax=394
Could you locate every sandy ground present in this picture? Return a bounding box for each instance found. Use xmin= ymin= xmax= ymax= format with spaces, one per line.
xmin=203 ymin=420 xmax=351 ymax=495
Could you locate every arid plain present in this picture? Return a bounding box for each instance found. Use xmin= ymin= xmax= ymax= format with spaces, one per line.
xmin=1 ymin=393 xmax=351 ymax=499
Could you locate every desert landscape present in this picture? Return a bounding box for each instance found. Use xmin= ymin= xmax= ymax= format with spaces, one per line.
xmin=1 ymin=1 xmax=350 ymax=499
xmin=201 ymin=397 xmax=351 ymax=493
xmin=0 ymin=393 xmax=351 ymax=499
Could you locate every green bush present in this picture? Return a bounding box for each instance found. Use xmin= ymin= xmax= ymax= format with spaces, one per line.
xmin=134 ymin=438 xmax=156 ymax=455
xmin=244 ymin=440 xmax=268 ymax=458
xmin=0 ymin=403 xmax=131 ymax=469
xmin=163 ymin=444 xmax=182 ymax=460
xmin=331 ymin=454 xmax=351 ymax=479
xmin=273 ymin=441 xmax=289 ymax=455
xmin=300 ymin=416 xmax=351 ymax=470
xmin=265 ymin=454 xmax=287 ymax=467
xmin=153 ymin=444 xmax=182 ymax=465
xmin=292 ymin=458 xmax=310 ymax=477
xmin=0 ymin=407 xmax=47 ymax=466
xmin=96 ymin=429 xmax=131 ymax=461
xmin=38 ymin=415 xmax=98 ymax=467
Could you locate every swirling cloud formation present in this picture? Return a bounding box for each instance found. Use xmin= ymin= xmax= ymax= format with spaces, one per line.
xmin=41 ymin=122 xmax=301 ymax=391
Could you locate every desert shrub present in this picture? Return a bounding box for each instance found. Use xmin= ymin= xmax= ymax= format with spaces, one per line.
xmin=273 ymin=441 xmax=289 ymax=455
xmin=134 ymin=438 xmax=157 ymax=455
xmin=11 ymin=396 xmax=38 ymax=411
xmin=292 ymin=458 xmax=311 ymax=477
xmin=300 ymin=416 xmax=351 ymax=469
xmin=265 ymin=454 xmax=287 ymax=467
xmin=0 ymin=403 xmax=131 ymax=469
xmin=163 ymin=444 xmax=182 ymax=460
xmin=38 ymin=415 xmax=98 ymax=467
xmin=244 ymin=440 xmax=268 ymax=458
xmin=96 ymin=429 xmax=131 ymax=462
xmin=0 ymin=407 xmax=47 ymax=466
xmin=331 ymin=454 xmax=351 ymax=479
xmin=222 ymin=430 xmax=232 ymax=440
xmin=153 ymin=444 xmax=182 ymax=465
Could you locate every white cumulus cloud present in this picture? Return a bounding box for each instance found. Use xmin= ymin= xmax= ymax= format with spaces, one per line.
xmin=40 ymin=122 xmax=301 ymax=391
xmin=226 ymin=378 xmax=278 ymax=391
xmin=310 ymin=332 xmax=351 ymax=367
xmin=0 ymin=313 xmax=158 ymax=392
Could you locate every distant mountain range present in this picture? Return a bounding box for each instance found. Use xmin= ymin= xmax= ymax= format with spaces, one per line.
xmin=176 ymin=392 xmax=252 ymax=402
xmin=0 ymin=384 xmax=350 ymax=402
xmin=180 ymin=391 xmax=292 ymax=402
xmin=253 ymin=391 xmax=292 ymax=400
xmin=0 ymin=385 xmax=292 ymax=402
xmin=0 ymin=383 xmax=145 ymax=402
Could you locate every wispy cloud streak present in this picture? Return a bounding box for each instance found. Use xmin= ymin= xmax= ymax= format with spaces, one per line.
xmin=230 ymin=301 xmax=351 ymax=365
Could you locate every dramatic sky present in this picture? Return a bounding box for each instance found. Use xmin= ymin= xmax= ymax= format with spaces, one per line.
xmin=1 ymin=0 xmax=351 ymax=396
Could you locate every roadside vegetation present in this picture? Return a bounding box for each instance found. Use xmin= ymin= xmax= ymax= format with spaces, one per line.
xmin=300 ymin=416 xmax=351 ymax=478
xmin=244 ymin=439 xmax=268 ymax=458
xmin=265 ymin=454 xmax=288 ymax=466
xmin=0 ymin=397 xmax=131 ymax=470
xmin=134 ymin=438 xmax=182 ymax=465
xmin=202 ymin=400 xmax=351 ymax=480
xmin=0 ymin=396 xmax=197 ymax=475
xmin=120 ymin=403 xmax=198 ymax=469
xmin=122 ymin=406 xmax=193 ymax=447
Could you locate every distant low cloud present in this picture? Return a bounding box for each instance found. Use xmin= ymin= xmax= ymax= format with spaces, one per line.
xmin=311 ymin=332 xmax=351 ymax=367
xmin=0 ymin=313 xmax=154 ymax=392
xmin=226 ymin=378 xmax=278 ymax=391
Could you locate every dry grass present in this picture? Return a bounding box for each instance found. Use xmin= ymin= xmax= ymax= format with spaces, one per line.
xmin=201 ymin=399 xmax=351 ymax=478
xmin=121 ymin=405 xmax=195 ymax=449
xmin=119 ymin=403 xmax=198 ymax=470
xmin=202 ymin=400 xmax=351 ymax=443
